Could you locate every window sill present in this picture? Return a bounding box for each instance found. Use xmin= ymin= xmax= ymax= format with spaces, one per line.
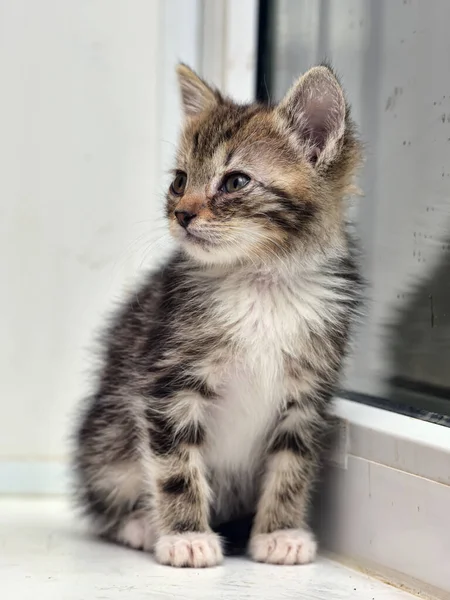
xmin=0 ymin=498 xmax=418 ymax=600
xmin=318 ymin=399 xmax=450 ymax=598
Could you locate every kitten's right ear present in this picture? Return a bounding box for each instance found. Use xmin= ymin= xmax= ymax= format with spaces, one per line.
xmin=176 ymin=64 xmax=219 ymax=118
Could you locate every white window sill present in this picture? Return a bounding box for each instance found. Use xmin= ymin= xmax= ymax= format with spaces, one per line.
xmin=0 ymin=498 xmax=417 ymax=600
xmin=323 ymin=398 xmax=450 ymax=598
xmin=335 ymin=398 xmax=450 ymax=455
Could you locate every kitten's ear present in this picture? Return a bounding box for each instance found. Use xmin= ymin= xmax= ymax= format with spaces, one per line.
xmin=277 ymin=65 xmax=346 ymax=165
xmin=176 ymin=64 xmax=219 ymax=118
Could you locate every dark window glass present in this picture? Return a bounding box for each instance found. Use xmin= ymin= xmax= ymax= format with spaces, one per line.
xmin=258 ymin=0 xmax=450 ymax=420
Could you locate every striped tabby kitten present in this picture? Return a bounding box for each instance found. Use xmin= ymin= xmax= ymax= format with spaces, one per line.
xmin=74 ymin=64 xmax=362 ymax=567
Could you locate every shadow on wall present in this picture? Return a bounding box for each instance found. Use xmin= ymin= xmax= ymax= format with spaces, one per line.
xmin=386 ymin=227 xmax=450 ymax=420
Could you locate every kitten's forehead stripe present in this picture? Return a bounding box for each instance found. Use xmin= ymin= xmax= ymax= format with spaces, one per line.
xmin=192 ymin=131 xmax=200 ymax=154
xmin=189 ymin=104 xmax=264 ymax=159
xmin=224 ymin=149 xmax=234 ymax=167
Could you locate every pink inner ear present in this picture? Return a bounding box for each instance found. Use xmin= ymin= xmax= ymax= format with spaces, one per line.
xmin=279 ymin=68 xmax=346 ymax=163
xmin=303 ymin=96 xmax=342 ymax=153
xmin=306 ymin=105 xmax=331 ymax=151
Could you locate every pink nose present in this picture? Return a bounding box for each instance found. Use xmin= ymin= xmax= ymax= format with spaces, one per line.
xmin=175 ymin=210 xmax=197 ymax=229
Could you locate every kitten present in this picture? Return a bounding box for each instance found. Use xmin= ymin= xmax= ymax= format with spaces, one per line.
xmin=73 ymin=63 xmax=363 ymax=567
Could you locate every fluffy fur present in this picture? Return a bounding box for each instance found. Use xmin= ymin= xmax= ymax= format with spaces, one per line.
xmin=73 ymin=64 xmax=363 ymax=567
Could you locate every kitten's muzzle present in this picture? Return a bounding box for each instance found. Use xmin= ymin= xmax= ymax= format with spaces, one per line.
xmin=175 ymin=209 xmax=197 ymax=229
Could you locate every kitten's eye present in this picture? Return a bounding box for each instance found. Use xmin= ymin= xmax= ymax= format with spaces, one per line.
xmin=222 ymin=173 xmax=250 ymax=193
xmin=170 ymin=172 xmax=187 ymax=195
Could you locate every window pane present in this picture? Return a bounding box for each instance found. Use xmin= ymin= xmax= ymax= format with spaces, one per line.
xmin=260 ymin=0 xmax=450 ymax=417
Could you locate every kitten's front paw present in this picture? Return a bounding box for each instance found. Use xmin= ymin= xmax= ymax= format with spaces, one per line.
xmin=154 ymin=532 xmax=223 ymax=568
xmin=249 ymin=528 xmax=317 ymax=565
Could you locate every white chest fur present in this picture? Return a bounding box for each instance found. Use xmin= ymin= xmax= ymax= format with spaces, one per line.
xmin=204 ymin=362 xmax=279 ymax=473
xmin=203 ymin=269 xmax=316 ymax=472
xmin=197 ymin=264 xmax=343 ymax=518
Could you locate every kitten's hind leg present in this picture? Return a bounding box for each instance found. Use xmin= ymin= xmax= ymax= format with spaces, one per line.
xmin=114 ymin=511 xmax=157 ymax=551
xmin=76 ymin=458 xmax=156 ymax=551
xmin=75 ymin=394 xmax=157 ymax=551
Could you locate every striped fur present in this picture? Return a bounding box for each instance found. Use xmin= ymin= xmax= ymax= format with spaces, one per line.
xmin=73 ymin=64 xmax=363 ymax=567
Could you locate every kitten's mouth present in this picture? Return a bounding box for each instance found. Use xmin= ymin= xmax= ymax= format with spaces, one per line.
xmin=183 ymin=229 xmax=217 ymax=248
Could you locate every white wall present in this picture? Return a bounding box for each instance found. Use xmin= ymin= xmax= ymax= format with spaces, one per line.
xmin=0 ymin=0 xmax=198 ymax=469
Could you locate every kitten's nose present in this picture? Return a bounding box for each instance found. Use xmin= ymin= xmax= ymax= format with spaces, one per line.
xmin=175 ymin=209 xmax=197 ymax=229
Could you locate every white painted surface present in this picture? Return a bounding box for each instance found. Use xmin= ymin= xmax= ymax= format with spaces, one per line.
xmin=335 ymin=399 xmax=450 ymax=453
xmin=158 ymin=0 xmax=200 ymax=177
xmin=0 ymin=499 xmax=416 ymax=600
xmin=326 ymin=456 xmax=450 ymax=595
xmin=0 ymin=461 xmax=67 ymax=495
xmin=0 ymin=0 xmax=198 ymax=461
xmin=335 ymin=399 xmax=450 ymax=486
xmin=200 ymin=0 xmax=258 ymax=102
xmin=223 ymin=0 xmax=258 ymax=101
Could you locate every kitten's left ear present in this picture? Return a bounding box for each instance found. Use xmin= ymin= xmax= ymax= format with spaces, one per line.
xmin=176 ymin=64 xmax=219 ymax=118
xmin=277 ymin=65 xmax=346 ymax=166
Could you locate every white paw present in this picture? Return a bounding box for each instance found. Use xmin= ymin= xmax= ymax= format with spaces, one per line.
xmin=116 ymin=516 xmax=156 ymax=552
xmin=154 ymin=532 xmax=223 ymax=568
xmin=249 ymin=528 xmax=317 ymax=565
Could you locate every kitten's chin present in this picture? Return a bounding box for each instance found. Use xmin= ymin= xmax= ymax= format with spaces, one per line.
xmin=168 ymin=224 xmax=240 ymax=265
xmin=171 ymin=225 xmax=271 ymax=267
xmin=179 ymin=238 xmax=245 ymax=266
